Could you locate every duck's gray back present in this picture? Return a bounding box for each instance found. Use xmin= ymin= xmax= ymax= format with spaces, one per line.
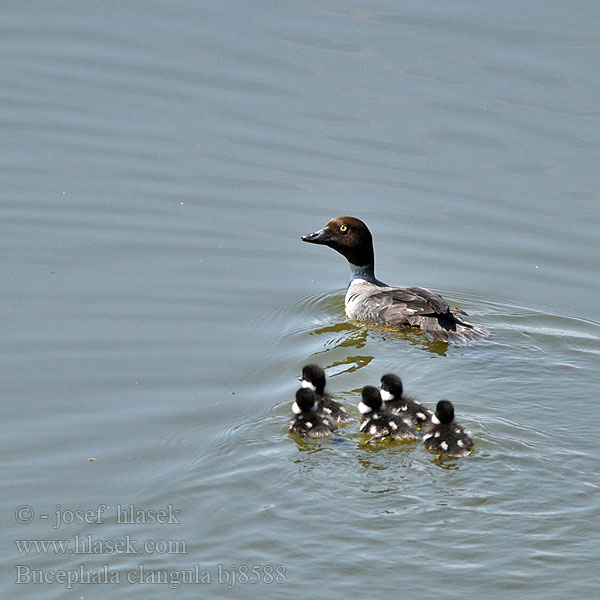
xmin=345 ymin=280 xmax=489 ymax=343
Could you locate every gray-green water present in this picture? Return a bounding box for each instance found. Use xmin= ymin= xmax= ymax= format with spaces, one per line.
xmin=2 ymin=1 xmax=599 ymax=598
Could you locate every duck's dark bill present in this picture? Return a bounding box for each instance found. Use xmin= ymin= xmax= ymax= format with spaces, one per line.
xmin=301 ymin=227 xmax=330 ymax=244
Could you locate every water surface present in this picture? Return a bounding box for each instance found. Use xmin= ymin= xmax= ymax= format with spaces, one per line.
xmin=1 ymin=1 xmax=599 ymax=598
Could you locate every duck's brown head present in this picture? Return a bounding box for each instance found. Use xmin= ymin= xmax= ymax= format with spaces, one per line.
xmin=301 ymin=216 xmax=374 ymax=267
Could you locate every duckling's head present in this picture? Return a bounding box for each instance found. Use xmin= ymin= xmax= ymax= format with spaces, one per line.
xmin=380 ymin=373 xmax=403 ymax=401
xmin=293 ymin=388 xmax=318 ymax=415
xmin=358 ymin=385 xmax=383 ymax=414
xmin=432 ymin=399 xmax=455 ymax=425
xmin=301 ymin=364 xmax=326 ymax=394
xmin=302 ymin=216 xmax=374 ymax=268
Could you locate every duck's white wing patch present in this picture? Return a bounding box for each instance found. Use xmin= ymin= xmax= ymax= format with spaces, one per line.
xmin=369 ymin=425 xmax=378 ymax=435
xmin=416 ymin=412 xmax=426 ymax=420
xmin=440 ymin=441 xmax=448 ymax=450
xmin=390 ymin=421 xmax=398 ymax=430
xmin=457 ymin=440 xmax=464 ymax=448
xmin=305 ymin=421 xmax=313 ymax=429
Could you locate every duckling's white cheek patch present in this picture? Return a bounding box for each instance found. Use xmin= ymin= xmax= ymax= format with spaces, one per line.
xmin=305 ymin=422 xmax=313 ymax=429
xmin=380 ymin=389 xmax=394 ymax=402
xmin=431 ymin=414 xmax=440 ymax=425
xmin=416 ymin=412 xmax=426 ymax=421
xmin=369 ymin=425 xmax=377 ymax=435
xmin=292 ymin=402 xmax=302 ymax=415
xmin=440 ymin=441 xmax=448 ymax=451
xmin=390 ymin=421 xmax=398 ymax=430
xmin=301 ymin=380 xmax=316 ymax=392
xmin=457 ymin=440 xmax=464 ymax=448
xmin=358 ymin=401 xmax=371 ymax=414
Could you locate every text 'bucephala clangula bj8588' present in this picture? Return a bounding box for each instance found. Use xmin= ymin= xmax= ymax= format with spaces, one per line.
xmin=302 ymin=216 xmax=489 ymax=343
xmin=358 ymin=386 xmax=418 ymax=442
xmin=289 ymin=388 xmax=335 ymax=438
xmin=301 ymin=364 xmax=353 ymax=425
xmin=423 ymin=400 xmax=474 ymax=457
xmin=380 ymin=373 xmax=434 ymax=429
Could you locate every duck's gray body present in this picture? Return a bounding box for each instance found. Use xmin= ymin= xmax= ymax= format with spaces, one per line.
xmin=345 ymin=279 xmax=488 ymax=343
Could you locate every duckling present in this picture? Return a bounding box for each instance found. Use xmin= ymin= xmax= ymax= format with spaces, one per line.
xmin=358 ymin=386 xmax=418 ymax=442
xmin=423 ymin=400 xmax=474 ymax=457
xmin=301 ymin=364 xmax=352 ymax=425
xmin=302 ymin=216 xmax=489 ymax=342
xmin=380 ymin=373 xmax=433 ymax=429
xmin=289 ymin=388 xmax=335 ymax=438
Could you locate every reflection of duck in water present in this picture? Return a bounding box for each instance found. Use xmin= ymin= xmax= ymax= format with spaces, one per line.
xmin=358 ymin=386 xmax=418 ymax=442
xmin=289 ymin=388 xmax=335 ymax=438
xmin=300 ymin=364 xmax=352 ymax=425
xmin=423 ymin=400 xmax=474 ymax=457
xmin=380 ymin=373 xmax=433 ymax=429
xmin=302 ymin=216 xmax=489 ymax=342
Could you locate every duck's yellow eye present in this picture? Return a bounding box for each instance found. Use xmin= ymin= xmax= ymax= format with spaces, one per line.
xmin=339 ymin=224 xmax=348 ymax=233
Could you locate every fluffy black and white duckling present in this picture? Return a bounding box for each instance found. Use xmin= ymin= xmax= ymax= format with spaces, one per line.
xmin=302 ymin=216 xmax=489 ymax=343
xmin=380 ymin=373 xmax=433 ymax=429
xmin=301 ymin=364 xmax=353 ymax=425
xmin=358 ymin=386 xmax=418 ymax=442
xmin=289 ymin=388 xmax=335 ymax=438
xmin=423 ymin=400 xmax=474 ymax=457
